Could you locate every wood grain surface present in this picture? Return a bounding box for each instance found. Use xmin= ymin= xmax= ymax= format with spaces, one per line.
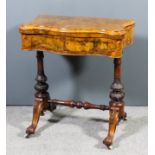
xmin=19 ymin=15 xmax=135 ymax=58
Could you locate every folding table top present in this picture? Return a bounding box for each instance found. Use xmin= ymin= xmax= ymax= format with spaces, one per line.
xmin=19 ymin=15 xmax=135 ymax=58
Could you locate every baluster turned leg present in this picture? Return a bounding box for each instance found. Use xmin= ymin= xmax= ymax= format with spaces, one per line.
xmin=25 ymin=51 xmax=56 ymax=138
xmin=103 ymin=58 xmax=127 ymax=149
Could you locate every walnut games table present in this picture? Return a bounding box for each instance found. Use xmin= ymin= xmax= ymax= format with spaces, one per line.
xmin=19 ymin=15 xmax=135 ymax=149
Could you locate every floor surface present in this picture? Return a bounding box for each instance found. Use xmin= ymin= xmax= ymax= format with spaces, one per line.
xmin=7 ymin=106 xmax=148 ymax=155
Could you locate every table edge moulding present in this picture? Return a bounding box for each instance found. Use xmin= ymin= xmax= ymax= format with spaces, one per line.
xmin=19 ymin=15 xmax=135 ymax=150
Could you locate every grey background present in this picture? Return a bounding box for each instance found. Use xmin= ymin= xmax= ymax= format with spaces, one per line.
xmin=6 ymin=0 xmax=148 ymax=106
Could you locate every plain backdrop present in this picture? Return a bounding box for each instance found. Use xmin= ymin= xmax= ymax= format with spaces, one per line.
xmin=6 ymin=0 xmax=148 ymax=106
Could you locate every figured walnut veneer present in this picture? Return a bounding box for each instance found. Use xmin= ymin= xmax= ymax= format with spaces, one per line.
xmin=19 ymin=15 xmax=135 ymax=58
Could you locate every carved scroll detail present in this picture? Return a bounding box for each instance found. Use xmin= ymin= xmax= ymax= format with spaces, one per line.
xmin=26 ymin=99 xmax=44 ymax=136
xmin=103 ymin=107 xmax=120 ymax=149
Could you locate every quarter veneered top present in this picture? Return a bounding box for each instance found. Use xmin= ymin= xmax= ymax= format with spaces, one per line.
xmin=19 ymin=15 xmax=135 ymax=39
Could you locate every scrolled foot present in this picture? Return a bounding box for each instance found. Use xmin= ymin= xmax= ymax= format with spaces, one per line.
xmin=25 ymin=125 xmax=35 ymax=137
xmin=25 ymin=99 xmax=44 ymax=138
xmin=103 ymin=108 xmax=119 ymax=149
xmin=103 ymin=136 xmax=113 ymax=149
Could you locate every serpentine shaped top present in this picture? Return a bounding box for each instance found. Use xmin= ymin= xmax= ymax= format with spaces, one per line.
xmin=19 ymin=16 xmax=135 ymax=57
xmin=20 ymin=15 xmax=134 ymax=38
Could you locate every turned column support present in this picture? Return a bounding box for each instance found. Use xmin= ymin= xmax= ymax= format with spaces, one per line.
xmin=34 ymin=51 xmax=56 ymax=111
xmin=25 ymin=51 xmax=56 ymax=137
xmin=109 ymin=58 xmax=126 ymax=119
xmin=103 ymin=58 xmax=127 ymax=149
xmin=34 ymin=51 xmax=49 ymax=99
